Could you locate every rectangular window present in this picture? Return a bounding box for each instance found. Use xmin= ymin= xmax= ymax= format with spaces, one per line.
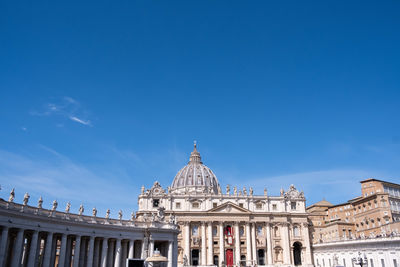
xmin=239 ymin=203 xmax=244 ymax=208
xmin=256 ymin=203 xmax=262 ymax=210
xmin=213 ymin=203 xmax=217 ymax=208
xmin=175 ymin=202 xmax=181 ymax=209
xmin=153 ymin=199 xmax=159 ymax=207
xmin=381 ymin=259 xmax=385 ymax=267
xmin=272 ymin=204 xmax=277 ymax=211
xmin=291 ymin=202 xmax=296 ymax=210
xmin=192 ymin=202 xmax=199 ymax=209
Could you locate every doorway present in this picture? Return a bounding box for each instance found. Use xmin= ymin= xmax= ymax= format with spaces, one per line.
xmin=293 ymin=242 xmax=302 ymax=266
xmin=225 ymin=249 xmax=234 ymax=267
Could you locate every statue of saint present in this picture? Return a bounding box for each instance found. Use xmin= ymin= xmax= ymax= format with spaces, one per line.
xmin=141 ymin=185 xmax=145 ymax=195
xmin=65 ymin=202 xmax=71 ymax=213
xmin=93 ymin=207 xmax=97 ymax=217
xmin=226 ymin=185 xmax=230 ymax=195
xmin=118 ymin=210 xmax=123 ymax=220
xmin=234 ymin=186 xmax=237 ymax=195
xmin=38 ymin=196 xmax=43 ymax=209
xmin=23 ymin=192 xmax=30 ymax=206
xmin=52 ymin=200 xmax=58 ymax=211
xmin=131 ymin=211 xmax=135 ymax=221
xmin=8 ymin=188 xmax=15 ymax=202
xmin=264 ymin=188 xmax=267 ymax=196
xmin=106 ymin=209 xmax=110 ymax=219
xmin=280 ymin=188 xmax=284 ymax=196
xmin=243 ymin=187 xmax=247 ymax=195
xmin=157 ymin=207 xmax=165 ymax=221
xmin=249 ymin=187 xmax=253 ymax=196
xmin=79 ymin=204 xmax=84 ymax=215
xmin=169 ymin=214 xmax=176 ymax=224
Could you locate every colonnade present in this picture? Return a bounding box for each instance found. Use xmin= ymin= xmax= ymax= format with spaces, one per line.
xmin=0 ymin=225 xmax=162 ymax=267
xmin=182 ymin=221 xmax=313 ymax=266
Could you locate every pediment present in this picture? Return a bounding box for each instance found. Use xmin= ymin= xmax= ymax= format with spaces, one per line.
xmin=208 ymin=202 xmax=250 ymax=214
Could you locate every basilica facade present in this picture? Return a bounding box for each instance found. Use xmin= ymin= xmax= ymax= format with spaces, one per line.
xmin=137 ymin=144 xmax=313 ymax=267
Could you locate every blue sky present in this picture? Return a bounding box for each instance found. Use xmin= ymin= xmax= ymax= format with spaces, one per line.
xmin=1 ymin=1 xmax=400 ymax=218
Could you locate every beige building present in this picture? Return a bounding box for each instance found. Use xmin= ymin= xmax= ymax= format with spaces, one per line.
xmin=307 ymin=178 xmax=400 ymax=244
xmin=137 ymin=144 xmax=313 ymax=267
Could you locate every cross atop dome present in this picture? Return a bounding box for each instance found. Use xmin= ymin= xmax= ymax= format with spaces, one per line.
xmin=189 ymin=140 xmax=202 ymax=163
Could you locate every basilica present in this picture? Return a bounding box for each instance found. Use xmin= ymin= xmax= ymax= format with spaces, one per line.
xmin=137 ymin=144 xmax=313 ymax=267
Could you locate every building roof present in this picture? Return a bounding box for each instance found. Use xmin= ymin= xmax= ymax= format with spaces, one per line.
xmin=307 ymin=199 xmax=334 ymax=209
xmin=360 ymin=178 xmax=400 ymax=187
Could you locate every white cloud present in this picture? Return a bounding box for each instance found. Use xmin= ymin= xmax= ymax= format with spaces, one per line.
xmin=30 ymin=97 xmax=93 ymax=127
xmin=69 ymin=116 xmax=92 ymax=126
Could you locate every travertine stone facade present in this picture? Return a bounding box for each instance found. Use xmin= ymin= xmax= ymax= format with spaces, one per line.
xmin=0 ymin=195 xmax=179 ymax=267
xmin=137 ymin=144 xmax=313 ymax=267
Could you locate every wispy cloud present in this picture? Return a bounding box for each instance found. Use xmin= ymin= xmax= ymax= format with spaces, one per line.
xmin=30 ymin=97 xmax=93 ymax=127
xmin=69 ymin=116 xmax=92 ymax=126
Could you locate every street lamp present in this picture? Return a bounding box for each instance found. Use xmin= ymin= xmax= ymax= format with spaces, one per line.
xmin=352 ymin=252 xmax=368 ymax=267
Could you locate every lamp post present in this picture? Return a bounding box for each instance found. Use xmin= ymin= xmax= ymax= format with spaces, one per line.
xmin=352 ymin=252 xmax=368 ymax=267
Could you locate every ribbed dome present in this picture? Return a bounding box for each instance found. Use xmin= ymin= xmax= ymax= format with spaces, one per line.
xmin=170 ymin=143 xmax=221 ymax=194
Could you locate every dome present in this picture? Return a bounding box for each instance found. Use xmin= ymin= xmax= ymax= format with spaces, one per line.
xmin=170 ymin=143 xmax=221 ymax=194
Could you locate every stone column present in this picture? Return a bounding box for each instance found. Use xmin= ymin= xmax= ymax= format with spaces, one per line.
xmin=42 ymin=232 xmax=53 ymax=267
xmin=265 ymin=223 xmax=273 ymax=265
xmin=168 ymin=240 xmax=173 ymax=267
xmin=281 ymin=223 xmax=291 ymax=264
xmin=141 ymin=239 xmax=146 ymax=259
xmin=302 ymin=223 xmax=313 ymax=265
xmin=184 ymin=222 xmax=190 ymax=263
xmin=101 ymin=238 xmax=108 ymax=267
xmin=234 ymin=222 xmax=240 ymax=266
xmin=207 ymin=222 xmax=213 ymax=265
xmin=246 ymin=223 xmax=251 ymax=264
xmin=65 ymin=237 xmax=73 ymax=267
xmin=58 ymin=233 xmax=68 ymax=267
xmin=27 ymin=230 xmax=39 ymax=267
xmin=107 ymin=239 xmax=115 ymax=267
xmin=87 ymin=236 xmax=95 ymax=266
xmin=251 ymin=223 xmax=257 ymax=264
xmin=94 ymin=238 xmax=101 ymax=267
xmin=219 ymin=222 xmax=224 ymax=267
xmin=149 ymin=239 xmax=154 ymax=256
xmin=128 ymin=240 xmax=135 ymax=259
xmin=201 ymin=222 xmax=207 ymax=265
xmin=115 ymin=238 xmax=122 ymax=267
xmin=73 ymin=235 xmax=81 ymax=267
xmin=10 ymin=228 xmax=25 ymax=267
xmin=79 ymin=237 xmax=87 ymax=267
xmin=0 ymin=227 xmax=9 ymax=267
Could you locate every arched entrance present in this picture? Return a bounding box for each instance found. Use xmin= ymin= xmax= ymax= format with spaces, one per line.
xmin=191 ymin=249 xmax=199 ymax=266
xmin=293 ymin=242 xmax=302 ymax=266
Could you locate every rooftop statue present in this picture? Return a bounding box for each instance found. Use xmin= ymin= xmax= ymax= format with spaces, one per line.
xmin=23 ymin=192 xmax=30 ymax=206
xmin=234 ymin=186 xmax=237 ymax=196
xmin=79 ymin=204 xmax=84 ymax=215
xmin=106 ymin=209 xmax=110 ymax=219
xmin=249 ymin=187 xmax=253 ymax=196
xmin=226 ymin=185 xmax=230 ymax=195
xmin=93 ymin=207 xmax=97 ymax=217
xmin=37 ymin=196 xmax=43 ymax=208
xmin=65 ymin=202 xmax=71 ymax=213
xmin=243 ymin=186 xmax=247 ymax=196
xmin=118 ymin=210 xmax=123 ymax=220
xmin=52 ymin=200 xmax=58 ymax=211
xmin=8 ymin=188 xmax=15 ymax=202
